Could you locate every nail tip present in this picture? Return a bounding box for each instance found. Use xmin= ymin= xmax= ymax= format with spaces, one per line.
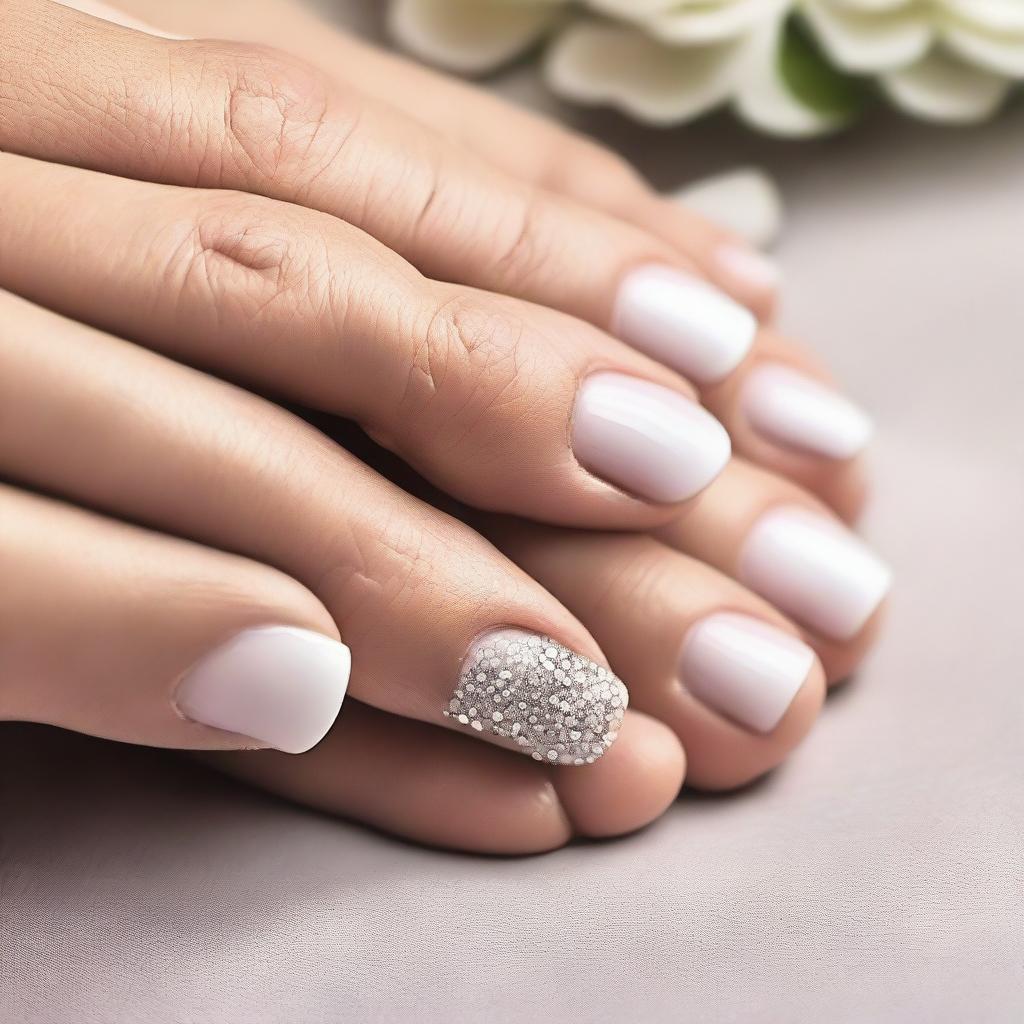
xmin=573 ymin=373 xmax=732 ymax=505
xmin=742 ymin=364 xmax=875 ymax=461
xmin=449 ymin=631 xmax=626 ymax=764
xmin=716 ymin=244 xmax=782 ymax=297
xmin=838 ymin=558 xmax=893 ymax=640
xmin=741 ymin=508 xmax=892 ymax=643
xmin=177 ymin=626 xmax=351 ymax=754
xmin=680 ymin=613 xmax=815 ymax=735
xmin=616 ymin=264 xmax=761 ymax=383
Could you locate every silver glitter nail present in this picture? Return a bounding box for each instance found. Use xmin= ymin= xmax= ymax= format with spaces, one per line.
xmin=445 ymin=630 xmax=628 ymax=765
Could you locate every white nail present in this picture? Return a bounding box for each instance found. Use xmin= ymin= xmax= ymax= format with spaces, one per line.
xmin=741 ymin=507 xmax=892 ymax=641
xmin=176 ymin=626 xmax=351 ymax=754
xmin=573 ymin=373 xmax=731 ymax=504
xmin=614 ymin=265 xmax=757 ymax=384
xmin=742 ymin=364 xmax=873 ymax=459
xmin=680 ymin=614 xmax=815 ymax=734
xmin=714 ymin=244 xmax=781 ymax=297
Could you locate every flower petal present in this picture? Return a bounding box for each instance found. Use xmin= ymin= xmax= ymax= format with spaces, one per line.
xmin=941 ymin=22 xmax=1024 ymax=77
xmin=389 ymin=0 xmax=566 ymax=74
xmin=939 ymin=0 xmax=1024 ymax=35
xmin=589 ymin=0 xmax=789 ymax=46
xmin=880 ymin=49 xmax=1012 ymax=122
xmin=733 ymin=19 xmax=857 ymax=136
xmin=802 ymin=0 xmax=933 ymax=72
xmin=544 ymin=20 xmax=744 ymax=125
xmin=828 ymin=0 xmax=915 ymax=12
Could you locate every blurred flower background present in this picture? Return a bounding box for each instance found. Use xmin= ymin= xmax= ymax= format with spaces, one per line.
xmin=389 ymin=0 xmax=1024 ymax=135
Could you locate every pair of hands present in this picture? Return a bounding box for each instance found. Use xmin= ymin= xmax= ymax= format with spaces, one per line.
xmin=0 ymin=0 xmax=888 ymax=852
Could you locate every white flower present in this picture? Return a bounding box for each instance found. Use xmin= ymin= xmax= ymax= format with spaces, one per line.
xmin=803 ymin=0 xmax=1024 ymax=121
xmin=388 ymin=0 xmax=1024 ymax=133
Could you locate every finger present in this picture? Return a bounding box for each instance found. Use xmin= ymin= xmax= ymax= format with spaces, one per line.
xmin=0 ymin=288 xmax=640 ymax=767
xmin=0 ymin=485 xmax=349 ymax=753
xmin=0 ymin=151 xmax=730 ymax=524
xmin=337 ymin=29 xmax=783 ymax=318
xmin=6 ymin=4 xmax=866 ymax=514
xmin=655 ymin=460 xmax=893 ymax=684
xmin=2 ymin=3 xmax=765 ymax=387
xmin=69 ymin=0 xmax=781 ymax=316
xmin=702 ymin=330 xmax=874 ymax=523
xmin=206 ymin=702 xmax=684 ymax=853
xmin=492 ymin=524 xmax=825 ymax=791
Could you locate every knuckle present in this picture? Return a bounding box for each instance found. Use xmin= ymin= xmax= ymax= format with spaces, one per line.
xmin=314 ymin=508 xmax=450 ymax=657
xmin=182 ymin=42 xmax=360 ymax=188
xmin=489 ymin=189 xmax=561 ymax=288
xmin=166 ymin=193 xmax=333 ymax=321
xmin=403 ymin=292 xmax=535 ymax=438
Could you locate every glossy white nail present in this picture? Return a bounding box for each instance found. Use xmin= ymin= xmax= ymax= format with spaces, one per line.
xmin=680 ymin=614 xmax=814 ymax=734
xmin=176 ymin=626 xmax=351 ymax=754
xmin=743 ymin=364 xmax=873 ymax=459
xmin=741 ymin=507 xmax=892 ymax=641
xmin=573 ymin=373 xmax=731 ymax=503
xmin=614 ymin=265 xmax=757 ymax=383
xmin=714 ymin=244 xmax=781 ymax=298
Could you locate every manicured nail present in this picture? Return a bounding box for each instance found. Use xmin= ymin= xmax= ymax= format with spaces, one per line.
xmin=445 ymin=630 xmax=627 ymax=765
xmin=680 ymin=613 xmax=815 ymax=734
xmin=740 ymin=507 xmax=892 ymax=641
xmin=742 ymin=364 xmax=873 ymax=459
xmin=573 ymin=372 xmax=731 ymax=503
xmin=714 ymin=244 xmax=781 ymax=301
xmin=614 ymin=265 xmax=757 ymax=383
xmin=176 ymin=626 xmax=351 ymax=754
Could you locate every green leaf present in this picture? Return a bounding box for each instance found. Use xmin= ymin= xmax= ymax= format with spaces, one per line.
xmin=778 ymin=15 xmax=871 ymax=120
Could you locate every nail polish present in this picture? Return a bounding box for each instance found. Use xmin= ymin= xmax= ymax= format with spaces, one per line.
xmin=742 ymin=364 xmax=873 ymax=459
xmin=614 ymin=264 xmax=757 ymax=383
xmin=680 ymin=613 xmax=814 ymax=733
xmin=740 ymin=507 xmax=892 ymax=641
xmin=714 ymin=244 xmax=781 ymax=300
xmin=445 ymin=630 xmax=627 ymax=764
xmin=176 ymin=626 xmax=351 ymax=754
xmin=573 ymin=372 xmax=731 ymax=503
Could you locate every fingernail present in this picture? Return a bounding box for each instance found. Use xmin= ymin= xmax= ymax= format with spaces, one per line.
xmin=573 ymin=372 xmax=731 ymax=503
xmin=714 ymin=244 xmax=781 ymax=301
xmin=740 ymin=507 xmax=892 ymax=641
xmin=614 ymin=265 xmax=757 ymax=383
xmin=742 ymin=364 xmax=873 ymax=459
xmin=445 ymin=630 xmax=628 ymax=765
xmin=680 ymin=613 xmax=815 ymax=734
xmin=176 ymin=626 xmax=351 ymax=754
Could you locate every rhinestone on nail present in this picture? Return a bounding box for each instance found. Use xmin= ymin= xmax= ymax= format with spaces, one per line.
xmin=444 ymin=631 xmax=628 ymax=764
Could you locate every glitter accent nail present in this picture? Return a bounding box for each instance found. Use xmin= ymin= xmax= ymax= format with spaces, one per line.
xmin=445 ymin=630 xmax=628 ymax=765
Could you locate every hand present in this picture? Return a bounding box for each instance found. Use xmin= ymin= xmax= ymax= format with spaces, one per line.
xmin=0 ymin=0 xmax=890 ymax=852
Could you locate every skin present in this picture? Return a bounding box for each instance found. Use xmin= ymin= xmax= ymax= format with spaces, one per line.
xmin=0 ymin=0 xmax=885 ymax=853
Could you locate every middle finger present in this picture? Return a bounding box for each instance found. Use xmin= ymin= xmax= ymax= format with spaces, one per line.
xmin=0 ymin=151 xmax=731 ymax=526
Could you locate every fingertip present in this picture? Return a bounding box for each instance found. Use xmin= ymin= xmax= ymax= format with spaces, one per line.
xmin=553 ymin=711 xmax=685 ymax=839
